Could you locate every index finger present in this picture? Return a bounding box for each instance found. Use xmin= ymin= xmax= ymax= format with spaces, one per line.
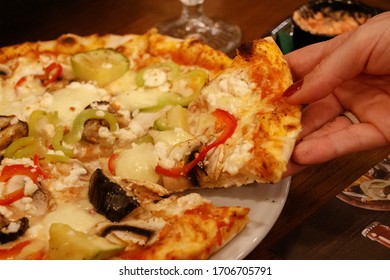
xmin=284 ymin=32 xmax=350 ymax=81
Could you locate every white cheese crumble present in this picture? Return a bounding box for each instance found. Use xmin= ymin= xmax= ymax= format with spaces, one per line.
xmin=1 ymin=158 xmax=35 ymax=167
xmin=223 ymin=140 xmax=254 ymax=175
xmin=172 ymin=79 xmax=193 ymax=97
xmin=63 ymin=164 xmax=88 ymax=185
xmin=149 ymin=193 xmax=208 ymax=216
xmin=201 ymin=71 xmax=255 ymax=115
xmin=154 ymin=141 xmax=176 ymax=169
xmin=98 ymin=126 xmax=115 ymax=144
xmin=7 ymin=221 xmax=21 ymax=233
xmin=19 ymin=197 xmax=34 ymax=211
xmin=23 ymin=177 xmax=39 ymax=196
xmin=143 ymin=68 xmax=167 ymax=87
xmin=95 ymin=110 xmax=105 ymax=117
xmin=218 ymin=74 xmax=251 ymax=97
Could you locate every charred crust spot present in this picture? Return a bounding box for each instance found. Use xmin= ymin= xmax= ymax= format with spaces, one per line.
xmin=59 ymin=36 xmax=77 ymax=47
xmin=237 ymin=41 xmax=254 ymax=60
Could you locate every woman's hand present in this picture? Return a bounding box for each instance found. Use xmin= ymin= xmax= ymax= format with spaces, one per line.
xmin=283 ymin=12 xmax=390 ymax=176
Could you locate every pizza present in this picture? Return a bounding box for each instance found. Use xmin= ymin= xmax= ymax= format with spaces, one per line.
xmin=0 ymin=29 xmax=301 ymax=259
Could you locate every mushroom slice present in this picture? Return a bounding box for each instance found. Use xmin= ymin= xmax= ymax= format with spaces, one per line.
xmin=0 ymin=116 xmax=28 ymax=151
xmin=94 ymin=217 xmax=166 ymax=246
xmin=101 ymin=224 xmax=153 ymax=246
xmin=30 ymin=185 xmax=52 ymax=216
xmin=82 ymin=101 xmax=129 ymax=144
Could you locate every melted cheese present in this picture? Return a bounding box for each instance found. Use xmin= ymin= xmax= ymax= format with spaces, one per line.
xmin=31 ymin=202 xmax=105 ymax=240
xmin=115 ymin=143 xmax=160 ymax=183
xmin=47 ymin=82 xmax=106 ymax=127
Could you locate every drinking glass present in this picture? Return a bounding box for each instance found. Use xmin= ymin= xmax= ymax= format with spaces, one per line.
xmin=157 ymin=0 xmax=241 ymax=53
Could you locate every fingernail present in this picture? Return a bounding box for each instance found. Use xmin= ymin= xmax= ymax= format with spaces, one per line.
xmin=283 ymin=79 xmax=303 ymax=97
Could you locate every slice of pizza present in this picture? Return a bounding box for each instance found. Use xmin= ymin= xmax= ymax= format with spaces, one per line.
xmin=156 ymin=37 xmax=302 ymax=191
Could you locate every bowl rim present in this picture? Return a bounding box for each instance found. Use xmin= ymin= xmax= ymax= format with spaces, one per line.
xmin=291 ymin=0 xmax=380 ymax=37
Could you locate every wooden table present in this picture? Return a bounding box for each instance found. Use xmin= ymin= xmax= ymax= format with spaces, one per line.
xmin=1 ymin=0 xmax=389 ymax=259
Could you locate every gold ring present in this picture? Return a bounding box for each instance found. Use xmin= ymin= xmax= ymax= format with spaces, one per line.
xmin=343 ymin=111 xmax=360 ymax=124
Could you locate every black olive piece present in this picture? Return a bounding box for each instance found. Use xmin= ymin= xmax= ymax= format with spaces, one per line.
xmin=188 ymin=168 xmax=200 ymax=187
xmin=88 ymin=169 xmax=140 ymax=222
xmin=0 ymin=217 xmax=29 ymax=244
xmin=100 ymin=225 xmax=153 ymax=239
xmin=186 ymin=150 xmax=207 ymax=187
xmin=350 ymin=185 xmax=364 ymax=195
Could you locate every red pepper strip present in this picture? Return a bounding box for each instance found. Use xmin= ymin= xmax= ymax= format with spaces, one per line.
xmin=33 ymin=154 xmax=49 ymax=179
xmin=0 ymin=188 xmax=25 ymax=206
xmin=0 ymin=164 xmax=39 ymax=183
xmin=15 ymin=76 xmax=28 ymax=88
xmin=0 ymin=240 xmax=32 ymax=260
xmin=25 ymin=248 xmax=46 ymax=260
xmin=108 ymin=153 xmax=119 ymax=175
xmin=155 ymin=109 xmax=237 ymax=177
xmin=0 ymin=155 xmax=48 ymax=205
xmin=39 ymin=62 xmax=62 ymax=86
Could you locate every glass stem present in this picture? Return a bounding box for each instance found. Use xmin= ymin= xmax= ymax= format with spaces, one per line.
xmin=180 ymin=2 xmax=205 ymax=20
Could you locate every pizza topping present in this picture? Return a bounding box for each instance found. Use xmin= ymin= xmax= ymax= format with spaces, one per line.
xmin=51 ymin=126 xmax=73 ymax=160
xmin=155 ymin=109 xmax=237 ymax=177
xmin=0 ymin=188 xmax=25 ymax=206
xmin=38 ymin=63 xmax=63 ymax=87
xmin=4 ymin=136 xmax=43 ymax=159
xmin=88 ymin=169 xmax=140 ymax=222
xmin=136 ymin=62 xmax=179 ymax=88
xmin=200 ymin=72 xmax=254 ymax=115
xmin=47 ymin=223 xmax=125 ymax=260
xmin=115 ymin=142 xmax=160 ymax=183
xmin=0 ymin=216 xmax=29 ymax=244
xmin=153 ymin=105 xmax=190 ymax=132
xmin=223 ymin=140 xmax=254 ymax=175
xmin=47 ymin=82 xmax=106 ymax=127
xmin=71 ymin=48 xmax=130 ymax=87
xmin=27 ymin=110 xmax=57 ymax=138
xmin=131 ymin=62 xmax=208 ymax=111
xmin=0 ymin=116 xmax=28 ymax=151
xmin=0 ymin=239 xmax=32 ymax=259
xmin=107 ymin=153 xmax=118 ymax=175
xmin=99 ymin=224 xmax=154 ymax=245
xmin=63 ymin=108 xmax=119 ymax=146
xmin=0 ymin=164 xmax=40 ymax=184
xmin=82 ymin=101 xmax=128 ymax=144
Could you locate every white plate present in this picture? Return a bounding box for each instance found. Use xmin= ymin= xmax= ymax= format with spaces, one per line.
xmin=193 ymin=177 xmax=290 ymax=260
